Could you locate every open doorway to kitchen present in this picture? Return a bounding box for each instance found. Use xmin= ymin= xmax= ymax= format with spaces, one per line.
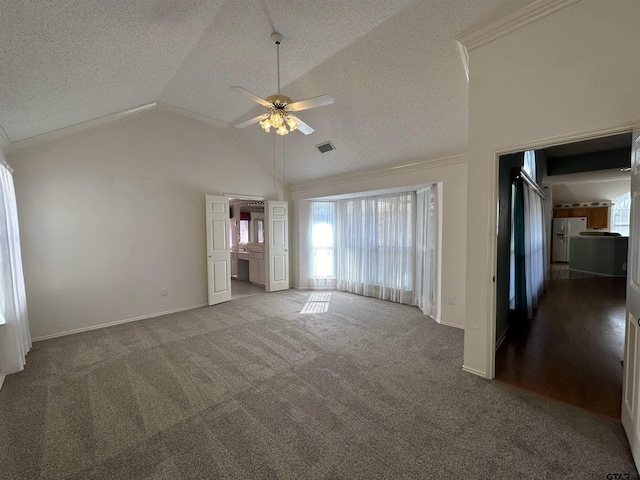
xmin=494 ymin=133 xmax=632 ymax=418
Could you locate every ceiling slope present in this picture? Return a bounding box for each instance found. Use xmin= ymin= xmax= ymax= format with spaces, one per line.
xmin=1 ymin=0 xmax=524 ymax=183
xmin=0 ymin=0 xmax=226 ymax=142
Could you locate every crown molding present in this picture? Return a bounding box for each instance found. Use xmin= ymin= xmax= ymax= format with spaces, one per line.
xmin=6 ymin=101 xmax=231 ymax=157
xmin=155 ymin=102 xmax=228 ymax=129
xmin=8 ymin=103 xmax=157 ymax=156
xmin=291 ymin=152 xmax=467 ymax=193
xmin=457 ymin=0 xmax=580 ymax=51
xmin=456 ymin=41 xmax=469 ymax=84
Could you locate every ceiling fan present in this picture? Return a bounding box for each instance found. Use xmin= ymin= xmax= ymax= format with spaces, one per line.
xmin=230 ymin=32 xmax=334 ymax=136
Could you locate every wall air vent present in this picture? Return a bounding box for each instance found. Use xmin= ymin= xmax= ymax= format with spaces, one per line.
xmin=316 ymin=141 xmax=336 ymax=154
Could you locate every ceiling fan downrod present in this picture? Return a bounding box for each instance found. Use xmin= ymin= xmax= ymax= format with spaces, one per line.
xmin=272 ymin=32 xmax=283 ymax=96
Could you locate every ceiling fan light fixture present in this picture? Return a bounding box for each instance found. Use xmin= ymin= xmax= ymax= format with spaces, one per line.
xmin=230 ymin=33 xmax=333 ymax=136
xmin=259 ymin=109 xmax=299 ymax=135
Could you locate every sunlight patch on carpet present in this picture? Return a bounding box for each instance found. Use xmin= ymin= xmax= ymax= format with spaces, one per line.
xmin=301 ymin=292 xmax=332 ymax=313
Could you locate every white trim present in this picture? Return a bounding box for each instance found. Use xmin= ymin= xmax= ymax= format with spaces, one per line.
xmin=437 ymin=319 xmax=464 ymax=330
xmin=8 ymin=103 xmax=158 ymax=156
xmin=456 ymin=41 xmax=469 ymax=83
xmin=5 ymin=101 xmax=232 ymax=157
xmin=225 ymin=193 xmax=266 ymax=201
xmin=156 ymin=102 xmax=228 ymax=129
xmin=462 ymin=365 xmax=488 ymax=378
xmin=291 ymin=152 xmax=467 ymax=193
xmin=457 ymin=0 xmax=580 ymax=51
xmin=0 ymin=374 xmax=5 ymax=392
xmin=494 ymin=122 xmax=638 ymax=156
xmin=31 ymin=303 xmax=207 ymax=342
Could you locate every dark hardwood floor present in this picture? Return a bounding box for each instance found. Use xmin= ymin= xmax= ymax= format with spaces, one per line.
xmin=495 ymin=264 xmax=626 ymax=419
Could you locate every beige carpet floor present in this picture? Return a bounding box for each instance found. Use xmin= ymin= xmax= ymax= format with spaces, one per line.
xmin=0 ymin=289 xmax=637 ymax=479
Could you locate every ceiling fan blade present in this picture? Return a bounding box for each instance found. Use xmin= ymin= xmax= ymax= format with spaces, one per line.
xmin=233 ymin=113 xmax=268 ymax=128
xmin=291 ymin=116 xmax=314 ymax=135
xmin=230 ymin=86 xmax=272 ymax=108
xmin=288 ymin=95 xmax=334 ymax=112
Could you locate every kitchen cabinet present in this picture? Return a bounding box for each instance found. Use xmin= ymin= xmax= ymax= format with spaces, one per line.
xmin=553 ymin=206 xmax=610 ymax=229
xmin=571 ymin=208 xmax=588 ymax=217
xmin=587 ymin=207 xmax=609 ymax=229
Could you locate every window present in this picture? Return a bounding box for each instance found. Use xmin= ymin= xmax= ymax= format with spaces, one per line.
xmin=310 ymin=202 xmax=335 ymax=279
xmin=239 ymin=220 xmax=249 ymax=243
xmin=612 ymin=192 xmax=631 ymax=236
xmin=336 ymin=192 xmax=415 ymax=302
xmin=308 ymin=187 xmax=438 ymax=315
xmin=255 ymin=219 xmax=265 ymax=244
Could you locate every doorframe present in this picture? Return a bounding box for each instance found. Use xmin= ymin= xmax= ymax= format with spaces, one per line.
xmin=224 ymin=193 xmax=267 ymax=291
xmin=486 ymin=121 xmax=637 ymax=379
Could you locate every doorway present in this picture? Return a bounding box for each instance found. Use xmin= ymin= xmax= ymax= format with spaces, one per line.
xmin=229 ymin=197 xmax=266 ymax=299
xmin=494 ymin=133 xmax=632 ymax=418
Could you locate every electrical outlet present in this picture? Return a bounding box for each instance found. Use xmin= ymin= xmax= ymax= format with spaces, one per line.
xmin=448 ymin=296 xmax=455 ymax=305
xmin=160 ymin=288 xmax=168 ymax=297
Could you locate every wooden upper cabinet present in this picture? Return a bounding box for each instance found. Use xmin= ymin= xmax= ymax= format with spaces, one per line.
xmin=553 ymin=206 xmax=610 ymax=229
xmin=571 ymin=208 xmax=588 ymax=217
xmin=586 ymin=207 xmax=609 ymax=229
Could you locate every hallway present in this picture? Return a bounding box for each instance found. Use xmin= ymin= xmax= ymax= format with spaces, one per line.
xmin=495 ymin=267 xmax=626 ymax=418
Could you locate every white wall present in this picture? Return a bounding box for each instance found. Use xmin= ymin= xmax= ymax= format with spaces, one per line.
xmin=10 ymin=110 xmax=282 ymax=339
xmin=464 ymin=0 xmax=640 ymax=376
xmin=290 ymin=154 xmax=468 ymax=328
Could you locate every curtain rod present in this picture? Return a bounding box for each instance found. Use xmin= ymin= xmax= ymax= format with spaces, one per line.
xmin=515 ymin=168 xmax=545 ymax=199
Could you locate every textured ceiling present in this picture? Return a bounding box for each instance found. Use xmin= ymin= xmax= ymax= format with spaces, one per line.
xmin=0 ymin=0 xmax=519 ymax=183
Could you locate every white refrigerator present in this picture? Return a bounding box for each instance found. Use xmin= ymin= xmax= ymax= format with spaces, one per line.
xmin=552 ymin=217 xmax=587 ymax=262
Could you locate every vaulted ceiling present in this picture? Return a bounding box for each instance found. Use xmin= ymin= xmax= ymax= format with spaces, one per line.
xmin=0 ymin=0 xmax=524 ymax=183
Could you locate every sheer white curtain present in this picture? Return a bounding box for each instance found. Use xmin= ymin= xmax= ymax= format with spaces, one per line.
xmin=336 ymin=192 xmax=415 ymax=304
xmin=309 ymin=202 xmax=336 ymax=288
xmin=0 ymin=160 xmax=30 ymax=379
xmin=522 ymin=183 xmax=546 ymax=319
xmin=414 ymin=185 xmax=438 ymax=315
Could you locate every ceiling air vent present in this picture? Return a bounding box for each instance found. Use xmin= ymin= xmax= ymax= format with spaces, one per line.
xmin=316 ymin=141 xmax=335 ymax=154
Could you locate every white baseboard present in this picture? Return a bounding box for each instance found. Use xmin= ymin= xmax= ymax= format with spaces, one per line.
xmin=32 ymin=303 xmax=208 ymax=342
xmin=0 ymin=374 xmax=5 ymax=392
xmin=462 ymin=365 xmax=488 ymax=378
xmin=435 ymin=318 xmax=464 ymax=329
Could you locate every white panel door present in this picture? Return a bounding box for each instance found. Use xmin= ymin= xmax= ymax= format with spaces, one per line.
xmin=623 ymin=130 xmax=640 ymax=468
xmin=265 ymin=200 xmax=289 ymax=292
xmin=205 ymin=194 xmax=231 ymax=305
